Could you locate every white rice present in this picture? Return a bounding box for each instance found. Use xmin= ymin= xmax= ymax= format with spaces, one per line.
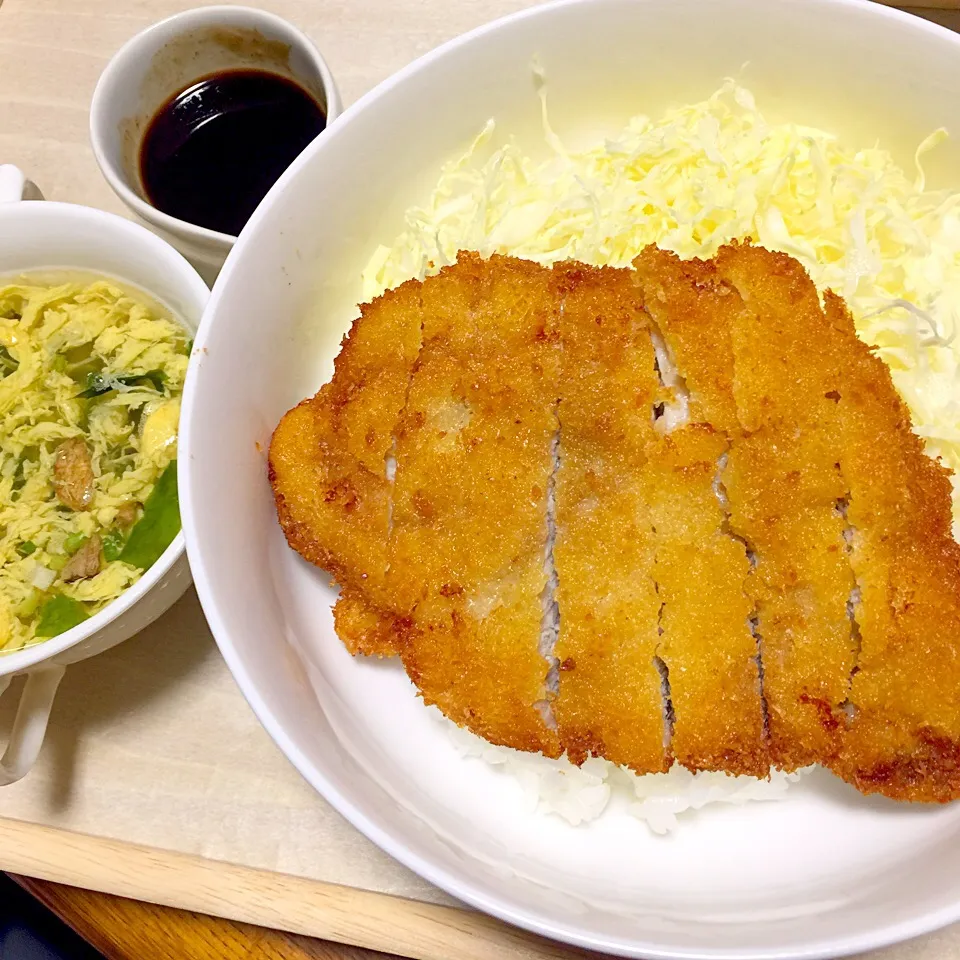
xmin=444 ymin=715 xmax=809 ymax=834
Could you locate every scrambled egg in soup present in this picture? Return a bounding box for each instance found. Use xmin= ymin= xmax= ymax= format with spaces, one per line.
xmin=0 ymin=278 xmax=188 ymax=652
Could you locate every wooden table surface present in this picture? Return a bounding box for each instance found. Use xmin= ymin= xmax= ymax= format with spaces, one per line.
xmin=10 ymin=874 xmax=401 ymax=960
xmin=5 ymin=3 xmax=960 ymax=960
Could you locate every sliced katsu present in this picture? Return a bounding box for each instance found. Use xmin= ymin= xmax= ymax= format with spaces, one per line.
xmin=713 ymin=244 xmax=858 ymax=771
xmin=387 ymin=254 xmax=562 ymax=756
xmin=269 ymin=243 xmax=960 ymax=803
xmin=551 ymin=263 xmax=667 ymax=774
xmin=643 ymin=423 xmax=768 ymax=776
xmin=268 ymin=278 xmax=423 ymax=656
xmin=635 ymin=246 xmax=859 ymax=770
xmin=634 ymin=250 xmax=767 ymax=776
xmin=823 ymin=292 xmax=960 ymax=801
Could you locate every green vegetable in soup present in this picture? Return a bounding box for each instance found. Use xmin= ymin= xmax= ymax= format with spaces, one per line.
xmin=0 ymin=348 xmax=18 ymax=377
xmin=102 ymin=530 xmax=124 ymax=563
xmin=63 ymin=532 xmax=86 ymax=555
xmin=119 ymin=460 xmax=180 ymax=569
xmin=78 ymin=370 xmax=167 ymax=398
xmin=35 ymin=594 xmax=89 ymax=638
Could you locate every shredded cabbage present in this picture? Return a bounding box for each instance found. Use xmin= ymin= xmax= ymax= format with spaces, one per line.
xmin=0 ymin=279 xmax=188 ymax=652
xmin=362 ymin=80 xmax=960 ymax=535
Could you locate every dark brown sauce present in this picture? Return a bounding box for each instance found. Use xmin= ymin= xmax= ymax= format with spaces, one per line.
xmin=140 ymin=69 xmax=326 ymax=236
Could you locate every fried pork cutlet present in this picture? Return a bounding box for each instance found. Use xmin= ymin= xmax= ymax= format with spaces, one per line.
xmin=635 ymin=246 xmax=857 ymax=771
xmin=551 ymin=264 xmax=667 ymax=774
xmin=644 ymin=425 xmax=768 ymax=777
xmin=387 ymin=254 xmax=562 ymax=756
xmin=268 ymin=278 xmax=422 ymax=656
xmin=823 ymin=292 xmax=960 ymax=801
xmin=332 ymin=585 xmax=398 ymax=658
xmin=270 ymin=244 xmax=960 ymax=804
xmin=634 ymin=251 xmax=767 ymax=776
xmin=714 ymin=245 xmax=859 ymax=771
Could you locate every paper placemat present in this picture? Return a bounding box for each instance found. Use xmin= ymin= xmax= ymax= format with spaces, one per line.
xmin=0 ymin=590 xmax=455 ymax=905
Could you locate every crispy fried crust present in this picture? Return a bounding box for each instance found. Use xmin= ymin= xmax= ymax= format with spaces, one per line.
xmin=387 ymin=254 xmax=562 ymax=756
xmin=644 ymin=425 xmax=768 ymax=777
xmin=634 ymin=249 xmax=767 ymax=775
xmin=270 ymin=246 xmax=960 ymax=802
xmin=333 ymin=586 xmax=399 ymax=658
xmin=824 ymin=292 xmax=960 ymax=801
xmin=632 ymin=248 xmax=741 ymax=435
xmin=268 ymin=278 xmax=423 ymax=655
xmin=552 ymin=263 xmax=667 ymax=774
xmin=713 ymin=243 xmax=858 ymax=770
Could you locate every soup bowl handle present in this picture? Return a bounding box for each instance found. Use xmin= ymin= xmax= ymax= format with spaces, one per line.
xmin=0 ymin=665 xmax=66 ymax=785
xmin=0 ymin=165 xmax=25 ymax=203
xmin=0 ymin=165 xmax=43 ymax=203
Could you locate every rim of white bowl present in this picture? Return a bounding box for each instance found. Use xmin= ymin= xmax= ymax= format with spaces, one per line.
xmin=89 ymin=4 xmax=344 ymax=250
xmin=0 ymin=201 xmax=207 ymax=676
xmin=181 ymin=0 xmax=960 ymax=956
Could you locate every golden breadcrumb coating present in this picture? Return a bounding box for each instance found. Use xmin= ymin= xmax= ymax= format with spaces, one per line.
xmin=552 ymin=263 xmax=667 ymax=773
xmin=644 ymin=424 xmax=768 ymax=777
xmin=634 ymin=249 xmax=766 ymax=775
xmin=270 ymin=245 xmax=960 ymax=803
xmin=333 ymin=585 xmax=398 ymax=658
xmin=387 ymin=254 xmax=562 ymax=755
xmin=713 ymin=243 xmax=857 ymax=770
xmin=268 ymin=279 xmax=423 ymax=655
xmin=824 ymin=291 xmax=960 ymax=801
xmin=632 ymin=248 xmax=740 ymax=435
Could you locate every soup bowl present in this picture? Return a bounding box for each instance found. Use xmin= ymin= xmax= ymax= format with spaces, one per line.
xmin=0 ymin=165 xmax=208 ymax=784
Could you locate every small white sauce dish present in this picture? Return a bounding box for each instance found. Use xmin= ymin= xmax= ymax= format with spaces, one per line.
xmin=0 ymin=165 xmax=208 ymax=785
xmin=90 ymin=6 xmax=342 ymax=284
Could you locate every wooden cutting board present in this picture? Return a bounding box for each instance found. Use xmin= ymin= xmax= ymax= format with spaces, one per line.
xmin=0 ymin=820 xmax=598 ymax=960
xmin=0 ymin=3 xmax=959 ymax=959
xmin=881 ymin=1 xmax=959 ymax=7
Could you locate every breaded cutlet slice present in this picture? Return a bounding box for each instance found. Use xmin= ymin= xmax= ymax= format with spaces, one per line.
xmin=644 ymin=424 xmax=768 ymax=776
xmin=387 ymin=254 xmax=562 ymax=756
xmin=633 ymin=249 xmax=767 ymax=774
xmin=712 ymin=243 xmax=858 ymax=770
xmin=268 ymin=279 xmax=423 ymax=655
xmin=632 ymin=247 xmax=740 ymax=435
xmin=551 ymin=263 xmax=667 ymax=774
xmin=824 ymin=292 xmax=960 ymax=801
xmin=721 ymin=432 xmax=856 ymax=769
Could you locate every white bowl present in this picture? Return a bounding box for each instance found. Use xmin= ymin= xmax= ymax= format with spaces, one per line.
xmin=0 ymin=166 xmax=208 ymax=784
xmin=180 ymin=1 xmax=960 ymax=956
